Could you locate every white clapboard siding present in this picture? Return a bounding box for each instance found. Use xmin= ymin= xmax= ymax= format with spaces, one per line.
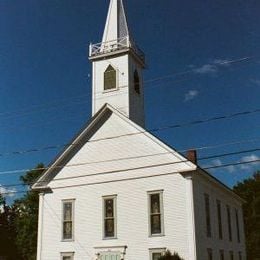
xmin=41 ymin=174 xmax=193 ymax=260
xmin=193 ymin=172 xmax=246 ymax=260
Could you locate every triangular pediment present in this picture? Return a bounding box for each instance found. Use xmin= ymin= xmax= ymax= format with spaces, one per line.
xmin=32 ymin=104 xmax=196 ymax=190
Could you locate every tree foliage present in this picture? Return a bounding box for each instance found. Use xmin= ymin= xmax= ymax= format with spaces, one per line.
xmin=233 ymin=172 xmax=260 ymax=259
xmin=12 ymin=163 xmax=44 ymax=260
xmin=158 ymin=250 xmax=184 ymax=260
xmin=0 ymin=193 xmax=18 ymax=259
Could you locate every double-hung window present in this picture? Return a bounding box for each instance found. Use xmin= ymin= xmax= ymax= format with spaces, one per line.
xmin=207 ymin=248 xmax=213 ymax=260
xmin=62 ymin=200 xmax=74 ymax=241
xmin=103 ymin=195 xmax=117 ymax=239
xmin=204 ymin=194 xmax=211 ymax=237
xmin=229 ymin=251 xmax=234 ymax=260
xmin=217 ymin=200 xmax=223 ymax=239
xmin=227 ymin=205 xmax=232 ymax=241
xmin=61 ymin=252 xmax=74 ymax=260
xmin=235 ymin=209 xmax=241 ymax=243
xmin=134 ymin=70 xmax=140 ymax=94
xmin=219 ymin=250 xmax=224 ymax=260
xmin=149 ymin=248 xmax=166 ymax=260
xmin=148 ymin=190 xmax=164 ymax=236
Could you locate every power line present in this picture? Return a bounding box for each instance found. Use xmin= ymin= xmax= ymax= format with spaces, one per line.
xmin=0 ymin=107 xmax=259 ymax=157
xmin=150 ymin=108 xmax=260 ymax=132
xmin=1 ymin=147 xmax=259 ymax=187
xmin=144 ymin=56 xmax=255 ymax=84
xmin=0 ymin=55 xmax=257 ymax=121
xmin=0 ymin=55 xmax=257 ymax=134
xmin=0 ymin=98 xmax=89 ymax=121
xmin=181 ymin=138 xmax=260 ymax=152
xmin=1 ymin=158 xmax=259 ymax=196
xmin=0 ymin=94 xmax=89 ymax=120
xmin=43 ymin=200 xmax=92 ymax=258
xmin=0 ymin=111 xmax=87 ymax=132
xmin=1 ymin=104 xmax=259 ymax=135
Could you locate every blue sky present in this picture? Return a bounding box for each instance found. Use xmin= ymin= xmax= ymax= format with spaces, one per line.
xmin=0 ymin=0 xmax=260 ymax=202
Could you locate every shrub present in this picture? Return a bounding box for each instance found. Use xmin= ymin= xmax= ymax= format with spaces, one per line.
xmin=158 ymin=250 xmax=184 ymax=260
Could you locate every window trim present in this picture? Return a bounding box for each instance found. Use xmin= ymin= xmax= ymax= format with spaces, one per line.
xmin=60 ymin=252 xmax=74 ymax=260
xmin=147 ymin=190 xmax=164 ymax=237
xmin=102 ymin=195 xmax=117 ymax=240
xmin=149 ymin=248 xmax=166 ymax=260
xmin=103 ymin=65 xmax=118 ymax=92
xmin=61 ymin=199 xmax=75 ymax=242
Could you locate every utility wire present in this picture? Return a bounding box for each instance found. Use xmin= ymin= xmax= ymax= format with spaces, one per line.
xmin=0 ymin=55 xmax=257 ymax=120
xmin=1 ymin=158 xmax=260 ymax=196
xmin=0 ymin=98 xmax=89 ymax=121
xmin=1 ymin=147 xmax=259 ymax=187
xmin=0 ymin=108 xmax=259 ymax=157
xmin=0 ymin=111 xmax=87 ymax=132
xmin=145 ymin=56 xmax=255 ymax=84
xmin=1 ymin=135 xmax=259 ymax=160
xmin=0 ymin=55 xmax=258 ymax=133
xmin=43 ymin=200 xmax=92 ymax=258
xmin=1 ymin=104 xmax=259 ymax=134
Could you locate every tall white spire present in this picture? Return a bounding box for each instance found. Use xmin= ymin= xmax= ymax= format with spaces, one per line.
xmin=102 ymin=0 xmax=130 ymax=43
xmin=89 ymin=0 xmax=145 ymax=127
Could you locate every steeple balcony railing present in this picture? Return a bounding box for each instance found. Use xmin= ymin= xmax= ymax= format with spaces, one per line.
xmin=89 ymin=36 xmax=145 ymax=64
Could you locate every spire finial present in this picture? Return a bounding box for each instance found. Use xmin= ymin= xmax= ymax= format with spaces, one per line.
xmin=102 ymin=0 xmax=129 ymax=43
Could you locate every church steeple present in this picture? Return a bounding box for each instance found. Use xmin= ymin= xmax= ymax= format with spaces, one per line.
xmin=102 ymin=0 xmax=129 ymax=43
xmin=89 ymin=0 xmax=145 ymax=127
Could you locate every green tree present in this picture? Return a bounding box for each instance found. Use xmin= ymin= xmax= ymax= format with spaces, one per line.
xmin=158 ymin=250 xmax=184 ymax=260
xmin=0 ymin=193 xmax=18 ymax=260
xmin=13 ymin=163 xmax=45 ymax=260
xmin=233 ymin=172 xmax=260 ymax=260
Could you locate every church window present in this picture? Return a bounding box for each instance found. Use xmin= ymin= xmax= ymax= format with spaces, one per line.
xmin=103 ymin=195 xmax=117 ymax=238
xmin=62 ymin=200 xmax=74 ymax=241
xmin=134 ymin=70 xmax=140 ymax=94
xmin=204 ymin=194 xmax=211 ymax=237
xmin=219 ymin=250 xmax=225 ymax=260
xmin=207 ymin=248 xmax=213 ymax=260
xmin=227 ymin=205 xmax=232 ymax=241
xmin=148 ymin=190 xmax=164 ymax=236
xmin=149 ymin=248 xmax=166 ymax=260
xmin=229 ymin=251 xmax=234 ymax=260
xmin=217 ymin=200 xmax=223 ymax=239
xmin=235 ymin=209 xmax=240 ymax=243
xmin=104 ymin=65 xmax=117 ymax=90
xmin=61 ymin=252 xmax=74 ymax=260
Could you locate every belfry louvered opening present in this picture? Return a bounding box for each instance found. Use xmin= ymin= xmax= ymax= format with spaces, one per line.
xmin=104 ymin=65 xmax=117 ymax=91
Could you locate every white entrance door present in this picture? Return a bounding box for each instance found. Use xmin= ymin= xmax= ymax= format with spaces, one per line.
xmin=99 ymin=251 xmax=121 ymax=260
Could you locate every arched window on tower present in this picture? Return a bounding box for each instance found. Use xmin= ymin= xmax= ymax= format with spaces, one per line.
xmin=104 ymin=65 xmax=117 ymax=91
xmin=134 ymin=70 xmax=140 ymax=94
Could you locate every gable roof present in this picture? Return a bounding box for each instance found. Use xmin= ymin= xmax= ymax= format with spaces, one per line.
xmin=32 ymin=103 xmax=196 ymax=190
xmin=32 ymin=104 xmax=243 ymax=204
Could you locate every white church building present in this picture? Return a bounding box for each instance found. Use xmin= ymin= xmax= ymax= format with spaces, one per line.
xmin=32 ymin=1 xmax=246 ymax=259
